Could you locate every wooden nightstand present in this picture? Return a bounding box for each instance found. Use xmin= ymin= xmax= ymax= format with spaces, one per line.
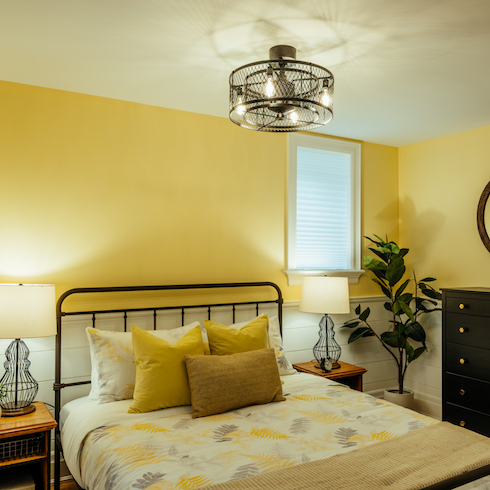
xmin=0 ymin=402 xmax=57 ymax=490
xmin=293 ymin=360 xmax=367 ymax=391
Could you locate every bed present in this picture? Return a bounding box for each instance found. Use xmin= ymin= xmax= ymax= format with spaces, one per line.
xmin=54 ymin=282 xmax=490 ymax=490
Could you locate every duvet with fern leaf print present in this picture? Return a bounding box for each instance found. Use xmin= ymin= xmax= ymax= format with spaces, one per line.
xmin=63 ymin=373 xmax=436 ymax=490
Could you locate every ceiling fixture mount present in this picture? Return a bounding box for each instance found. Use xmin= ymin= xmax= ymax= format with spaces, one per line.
xmin=229 ymin=45 xmax=334 ymax=132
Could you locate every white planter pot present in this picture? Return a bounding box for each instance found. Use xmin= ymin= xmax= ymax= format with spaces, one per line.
xmin=384 ymin=388 xmax=414 ymax=409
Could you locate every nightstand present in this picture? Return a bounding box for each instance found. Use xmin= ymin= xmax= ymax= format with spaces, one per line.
xmin=0 ymin=402 xmax=57 ymax=490
xmin=293 ymin=360 xmax=367 ymax=391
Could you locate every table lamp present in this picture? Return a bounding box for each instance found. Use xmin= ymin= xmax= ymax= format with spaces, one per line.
xmin=299 ymin=276 xmax=350 ymax=371
xmin=0 ymin=284 xmax=56 ymax=416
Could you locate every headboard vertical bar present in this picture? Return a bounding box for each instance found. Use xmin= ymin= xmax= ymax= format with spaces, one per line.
xmin=256 ymin=303 xmax=259 ymax=317
xmin=181 ymin=308 xmax=185 ymax=326
xmin=232 ymin=304 xmax=236 ymax=323
xmin=92 ymin=313 xmax=96 ymax=328
xmin=153 ymin=310 xmax=157 ymax=330
xmin=124 ymin=312 xmax=127 ymax=332
xmin=207 ymin=306 xmax=211 ymax=320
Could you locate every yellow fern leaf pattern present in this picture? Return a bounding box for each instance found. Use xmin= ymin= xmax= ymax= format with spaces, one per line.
xmin=298 ymin=411 xmax=347 ymax=425
xmin=130 ymin=423 xmax=172 ymax=434
xmin=409 ymin=413 xmax=438 ymax=425
xmin=243 ymin=453 xmax=295 ymax=472
xmin=293 ymin=394 xmax=328 ymax=402
xmin=250 ymin=427 xmax=291 ymax=440
xmin=371 ymin=430 xmax=397 ymax=441
xmin=109 ymin=444 xmax=168 ymax=470
xmin=177 ymin=474 xmax=212 ymax=490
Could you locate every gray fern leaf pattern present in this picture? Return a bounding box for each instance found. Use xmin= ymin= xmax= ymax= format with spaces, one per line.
xmin=104 ymin=462 xmax=119 ymax=490
xmin=90 ymin=425 xmax=118 ymax=444
xmin=276 ymin=354 xmax=289 ymax=369
xmin=132 ymin=472 xmax=166 ymax=489
xmin=342 ymin=409 xmax=351 ymax=418
xmin=271 ymin=442 xmax=291 ymax=460
xmin=408 ymin=420 xmax=427 ymax=431
xmin=302 ymin=453 xmax=311 ymax=463
xmin=231 ymin=463 xmax=261 ymax=480
xmin=335 ymin=427 xmax=358 ymax=448
xmin=172 ymin=418 xmax=197 ymax=430
xmin=168 ymin=445 xmax=178 ymax=457
xmin=290 ymin=417 xmax=312 ymax=434
xmin=213 ymin=424 xmax=239 ymax=442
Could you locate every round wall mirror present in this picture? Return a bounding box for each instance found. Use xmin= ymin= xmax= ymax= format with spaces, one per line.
xmin=477 ymin=181 xmax=490 ymax=253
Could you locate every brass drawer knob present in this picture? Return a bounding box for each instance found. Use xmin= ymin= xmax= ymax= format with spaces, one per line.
xmin=459 ymin=303 xmax=466 ymax=310
xmin=459 ymin=327 xmax=467 ymax=333
xmin=459 ymin=358 xmax=468 ymax=365
xmin=460 ymin=389 xmax=466 ymax=396
xmin=460 ymin=421 xmax=466 ymax=427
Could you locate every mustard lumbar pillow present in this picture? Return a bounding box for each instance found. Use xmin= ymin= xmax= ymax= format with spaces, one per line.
xmin=185 ymin=348 xmax=285 ymax=418
xmin=129 ymin=324 xmax=204 ymax=413
xmin=204 ymin=314 xmax=269 ymax=355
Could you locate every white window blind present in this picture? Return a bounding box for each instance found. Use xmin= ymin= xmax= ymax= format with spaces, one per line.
xmin=296 ymin=146 xmax=351 ymax=269
xmin=286 ymin=134 xmax=362 ymax=286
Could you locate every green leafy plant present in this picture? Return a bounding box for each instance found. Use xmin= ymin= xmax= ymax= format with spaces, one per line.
xmin=342 ymin=235 xmax=442 ymax=394
xmin=0 ymin=384 xmax=6 ymax=401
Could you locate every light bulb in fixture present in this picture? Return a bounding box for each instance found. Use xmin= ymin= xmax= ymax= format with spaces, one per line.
xmin=265 ymin=77 xmax=274 ymax=97
xmin=321 ymin=88 xmax=330 ymax=106
xmin=289 ymin=110 xmax=298 ymax=123
xmin=236 ymin=96 xmax=245 ymax=115
xmin=265 ymin=65 xmax=274 ymax=97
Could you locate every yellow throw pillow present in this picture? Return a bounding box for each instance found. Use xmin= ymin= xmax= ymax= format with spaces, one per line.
xmin=185 ymin=348 xmax=285 ymax=418
xmin=129 ymin=325 xmax=204 ymax=413
xmin=204 ymin=314 xmax=269 ymax=355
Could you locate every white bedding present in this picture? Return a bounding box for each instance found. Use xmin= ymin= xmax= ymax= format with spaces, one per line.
xmin=61 ymin=373 xmax=437 ymax=489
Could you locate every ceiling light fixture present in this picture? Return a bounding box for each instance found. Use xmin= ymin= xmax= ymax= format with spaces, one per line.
xmin=229 ymin=45 xmax=334 ymax=132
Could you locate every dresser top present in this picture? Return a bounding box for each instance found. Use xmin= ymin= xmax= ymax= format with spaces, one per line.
xmin=442 ymin=287 xmax=490 ymax=293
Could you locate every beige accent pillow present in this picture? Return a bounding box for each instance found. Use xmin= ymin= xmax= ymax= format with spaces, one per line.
xmin=185 ymin=348 xmax=285 ymax=418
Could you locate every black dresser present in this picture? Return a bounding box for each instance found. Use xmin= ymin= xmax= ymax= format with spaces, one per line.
xmin=442 ymin=288 xmax=490 ymax=436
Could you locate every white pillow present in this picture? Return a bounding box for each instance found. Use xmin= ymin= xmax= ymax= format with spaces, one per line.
xmin=268 ymin=316 xmax=297 ymax=375
xmin=86 ymin=322 xmax=203 ymax=403
xmin=225 ymin=315 xmax=296 ymax=376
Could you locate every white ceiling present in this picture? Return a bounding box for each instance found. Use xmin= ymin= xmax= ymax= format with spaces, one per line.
xmin=1 ymin=0 xmax=490 ymax=147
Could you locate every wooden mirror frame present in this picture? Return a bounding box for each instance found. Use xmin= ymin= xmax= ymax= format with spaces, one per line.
xmin=477 ymin=181 xmax=490 ymax=253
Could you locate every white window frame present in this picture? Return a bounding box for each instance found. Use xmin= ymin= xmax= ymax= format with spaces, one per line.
xmin=285 ymin=133 xmax=363 ymax=286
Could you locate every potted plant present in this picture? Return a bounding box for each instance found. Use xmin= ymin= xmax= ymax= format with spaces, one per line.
xmin=0 ymin=384 xmax=6 ymax=416
xmin=342 ymin=235 xmax=442 ymax=408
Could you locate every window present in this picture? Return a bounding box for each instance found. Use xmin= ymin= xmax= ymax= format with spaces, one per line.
xmin=285 ymin=134 xmax=362 ymax=286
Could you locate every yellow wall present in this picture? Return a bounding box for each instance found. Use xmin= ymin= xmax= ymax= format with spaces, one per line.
xmin=399 ymin=125 xmax=490 ymax=287
xmin=0 ymin=81 xmax=398 ymax=301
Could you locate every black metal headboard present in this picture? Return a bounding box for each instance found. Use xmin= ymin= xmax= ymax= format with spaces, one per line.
xmin=53 ymin=281 xmax=283 ymax=488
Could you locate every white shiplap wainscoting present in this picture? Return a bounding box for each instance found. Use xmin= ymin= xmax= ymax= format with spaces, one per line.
xmin=0 ymin=296 xmax=442 ymax=483
xmin=284 ymin=297 xmax=443 ymax=419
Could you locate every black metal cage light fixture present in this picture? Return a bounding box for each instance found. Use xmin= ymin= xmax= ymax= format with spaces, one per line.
xmin=229 ymin=45 xmax=334 ymax=132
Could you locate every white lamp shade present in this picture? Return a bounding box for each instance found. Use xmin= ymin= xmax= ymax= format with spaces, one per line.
xmin=0 ymin=284 xmax=56 ymax=339
xmin=299 ymin=276 xmax=350 ymax=314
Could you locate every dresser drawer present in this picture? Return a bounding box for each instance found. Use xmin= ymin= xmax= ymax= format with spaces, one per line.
xmin=446 ymin=343 xmax=490 ymax=382
xmin=445 ymin=373 xmax=490 ymax=412
xmin=446 ymin=312 xmax=490 ymax=348
xmin=445 ymin=403 xmax=490 ymax=437
xmin=445 ymin=295 xmax=490 ymax=317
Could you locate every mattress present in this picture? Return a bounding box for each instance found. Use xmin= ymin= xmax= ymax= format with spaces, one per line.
xmin=61 ymin=373 xmax=437 ymax=489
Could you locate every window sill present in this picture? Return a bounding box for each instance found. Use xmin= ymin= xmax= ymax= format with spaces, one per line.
xmin=284 ymin=269 xmax=364 ymax=286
